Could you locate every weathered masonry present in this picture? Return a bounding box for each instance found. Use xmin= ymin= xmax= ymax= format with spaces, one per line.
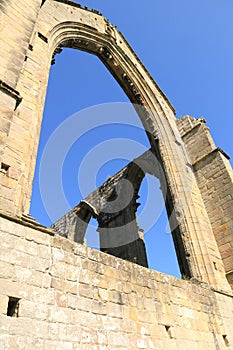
xmin=0 ymin=1 xmax=233 ymax=349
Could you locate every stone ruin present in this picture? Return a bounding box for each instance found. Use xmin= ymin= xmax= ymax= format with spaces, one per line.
xmin=0 ymin=1 xmax=232 ymax=349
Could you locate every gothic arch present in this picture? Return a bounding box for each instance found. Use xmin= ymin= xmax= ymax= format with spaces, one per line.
xmin=52 ymin=149 xmax=177 ymax=271
xmin=0 ymin=0 xmax=230 ymax=289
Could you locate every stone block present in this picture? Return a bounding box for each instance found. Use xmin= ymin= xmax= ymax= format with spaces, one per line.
xmin=107 ymin=302 xmax=123 ymax=318
xmin=48 ymin=306 xmax=71 ymax=324
xmin=0 ymin=295 xmax=8 ymax=315
xmin=79 ymin=283 xmax=94 ymax=299
xmin=91 ymin=300 xmax=107 ymax=315
xmin=18 ymin=300 xmax=48 ymax=320
xmin=0 ymin=261 xmax=14 ymax=279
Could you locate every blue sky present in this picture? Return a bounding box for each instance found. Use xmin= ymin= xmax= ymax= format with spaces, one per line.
xmin=30 ymin=0 xmax=233 ymax=277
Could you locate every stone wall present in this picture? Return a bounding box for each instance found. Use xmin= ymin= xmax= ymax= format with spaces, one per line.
xmin=177 ymin=116 xmax=233 ymax=289
xmin=0 ymin=215 xmax=233 ymax=350
xmin=0 ymin=0 xmax=42 ymax=88
xmin=0 ymin=0 xmax=43 ymax=215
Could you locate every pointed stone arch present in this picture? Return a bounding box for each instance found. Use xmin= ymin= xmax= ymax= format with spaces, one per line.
xmin=0 ymin=0 xmax=230 ymax=290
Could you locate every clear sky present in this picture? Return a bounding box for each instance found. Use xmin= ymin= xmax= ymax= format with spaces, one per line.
xmin=30 ymin=0 xmax=233 ymax=277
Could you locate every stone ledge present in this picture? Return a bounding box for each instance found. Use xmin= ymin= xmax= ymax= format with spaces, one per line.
xmin=193 ymin=147 xmax=230 ymax=168
xmin=0 ymin=80 xmax=22 ymax=110
xmin=211 ymin=286 xmax=233 ymax=298
xmin=0 ymin=210 xmax=54 ymax=236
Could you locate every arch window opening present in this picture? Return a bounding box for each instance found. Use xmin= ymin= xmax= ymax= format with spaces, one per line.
xmin=85 ymin=217 xmax=100 ymax=250
xmin=138 ymin=175 xmax=181 ymax=277
xmin=30 ymin=47 xmax=181 ymax=278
